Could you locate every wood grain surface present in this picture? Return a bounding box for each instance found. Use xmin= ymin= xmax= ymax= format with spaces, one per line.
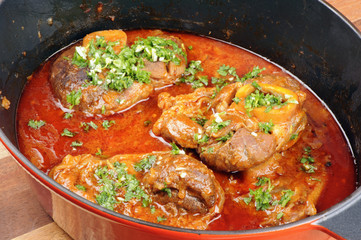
xmin=0 ymin=0 xmax=360 ymax=239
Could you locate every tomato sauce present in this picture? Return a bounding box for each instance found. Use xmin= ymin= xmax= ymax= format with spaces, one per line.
xmin=16 ymin=29 xmax=356 ymax=230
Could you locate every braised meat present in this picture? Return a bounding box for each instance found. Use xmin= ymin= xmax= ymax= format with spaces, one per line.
xmin=230 ymin=125 xmax=328 ymax=226
xmin=142 ymin=152 xmax=224 ymax=215
xmin=50 ymin=45 xmax=154 ymax=116
xmin=50 ymin=30 xmax=187 ymax=116
xmin=200 ymin=128 xmax=277 ymax=172
xmin=49 ymin=151 xmax=224 ymax=230
xmin=142 ymin=34 xmax=187 ymax=88
xmin=153 ymin=75 xmax=307 ymax=172
xmin=153 ymin=87 xmax=214 ymax=148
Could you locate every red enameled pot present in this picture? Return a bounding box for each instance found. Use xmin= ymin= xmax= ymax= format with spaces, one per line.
xmin=1 ymin=0 xmax=361 ymax=239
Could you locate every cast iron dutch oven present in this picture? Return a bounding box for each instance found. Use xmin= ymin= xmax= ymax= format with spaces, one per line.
xmin=1 ymin=0 xmax=361 ymax=239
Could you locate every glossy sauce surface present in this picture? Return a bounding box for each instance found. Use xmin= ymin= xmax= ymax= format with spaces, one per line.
xmin=17 ymin=30 xmax=356 ymax=230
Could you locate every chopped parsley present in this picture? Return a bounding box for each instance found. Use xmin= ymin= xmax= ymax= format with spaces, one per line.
xmin=95 ymin=161 xmax=151 ymax=210
xmin=290 ymin=133 xmax=298 ymax=140
xmin=132 ymin=36 xmax=186 ymax=65
xmin=66 ymin=89 xmax=82 ymax=109
xmin=170 ymin=142 xmax=184 ymax=155
xmin=191 ymin=116 xmax=208 ymax=127
xmin=233 ymin=97 xmax=241 ymax=104
xmin=72 ymin=35 xmax=187 ymax=93
xmin=80 ymin=121 xmax=98 ymax=132
xmin=143 ymin=120 xmax=152 ymax=127
xmin=63 ymin=112 xmax=73 ymax=119
xmin=274 ymin=190 xmax=295 ymax=207
xmin=179 ymin=60 xmax=209 ymax=88
xmin=310 ymin=176 xmax=322 ymax=182
xmin=210 ymin=77 xmax=230 ymax=98
xmin=134 ymin=155 xmax=157 ymax=172
xmin=102 ymin=120 xmax=115 ymax=130
xmin=75 ymin=184 xmax=86 ymax=191
xmin=194 ymin=133 xmax=209 ymax=144
xmin=150 ymin=205 xmax=156 ymax=214
xmin=243 ymin=177 xmax=273 ymax=211
xmin=248 ymin=184 xmax=274 ymax=211
xmin=243 ymin=177 xmax=294 ymax=213
xmin=61 ymin=128 xmax=76 ymax=137
xmin=240 ymin=66 xmax=265 ymax=82
xmin=71 ymin=141 xmax=83 ymax=147
xmin=202 ymin=147 xmax=214 ymax=153
xmin=217 ymin=64 xmax=240 ymax=81
xmin=209 ymin=119 xmax=231 ymax=133
xmin=210 ymin=64 xmax=241 ymax=97
xmin=157 ymin=216 xmax=167 ymax=222
xmin=95 ymin=148 xmax=103 ymax=156
xmin=258 ymin=120 xmax=274 ymax=134
xmin=216 ymin=131 xmax=234 ymax=142
xmin=244 ymin=89 xmax=283 ymax=116
xmin=255 ymin=177 xmax=270 ymax=186
xmin=277 ymin=212 xmax=284 ymax=220
xmin=162 ymin=183 xmax=172 ymax=197
xmin=72 ymin=46 xmax=88 ymax=67
xmin=251 ymin=81 xmax=262 ymax=90
xmin=300 ymin=147 xmax=317 ymax=173
xmin=28 ymin=119 xmax=45 ymax=129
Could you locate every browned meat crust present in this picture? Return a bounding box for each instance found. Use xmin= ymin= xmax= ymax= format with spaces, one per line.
xmin=49 ymin=151 xmax=224 ymax=230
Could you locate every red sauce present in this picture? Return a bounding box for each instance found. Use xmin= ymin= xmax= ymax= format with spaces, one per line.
xmin=16 ymin=29 xmax=356 ymax=230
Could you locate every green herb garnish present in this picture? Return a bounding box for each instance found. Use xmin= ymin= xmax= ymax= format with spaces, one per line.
xmin=310 ymin=176 xmax=322 ymax=182
xmin=132 ymin=36 xmax=186 ymax=65
xmin=233 ymin=97 xmax=241 ymax=104
xmin=157 ymin=216 xmax=167 ymax=222
xmin=134 ymin=155 xmax=157 ymax=172
xmin=258 ymin=120 xmax=274 ymax=134
xmin=216 ymin=131 xmax=234 ymax=142
xmin=244 ymin=89 xmax=283 ymax=116
xmin=240 ymin=66 xmax=265 ymax=82
xmin=28 ymin=119 xmax=45 ymax=129
xmin=179 ymin=60 xmax=208 ymax=88
xmin=290 ymin=133 xmax=298 ymax=140
xmin=66 ymin=89 xmax=82 ymax=109
xmin=143 ymin=120 xmax=152 ymax=127
xmin=80 ymin=121 xmax=98 ymax=132
xmin=63 ymin=112 xmax=73 ymax=119
xmin=102 ymin=120 xmax=115 ymax=130
xmin=61 ymin=128 xmax=76 ymax=137
xmin=191 ymin=116 xmax=208 ymax=127
xmin=278 ymin=190 xmax=294 ymax=207
xmin=209 ymin=119 xmax=231 ymax=133
xmin=75 ymin=184 xmax=86 ymax=191
xmin=194 ymin=133 xmax=209 ymax=144
xmin=244 ymin=178 xmax=294 ymax=213
xmin=95 ymin=162 xmax=151 ymax=210
xmin=71 ymin=141 xmax=83 ymax=147
xmin=300 ymin=146 xmax=316 ymax=173
xmin=255 ymin=177 xmax=271 ymax=187
xmin=95 ymin=148 xmax=103 ymax=156
xmin=217 ymin=64 xmax=240 ymax=81
xmin=170 ymin=142 xmax=183 ymax=155
xmin=277 ymin=212 xmax=284 ymax=220
xmin=162 ymin=183 xmax=172 ymax=197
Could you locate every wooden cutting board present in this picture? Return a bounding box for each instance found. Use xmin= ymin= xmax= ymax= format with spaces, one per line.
xmin=1 ymin=0 xmax=360 ymax=239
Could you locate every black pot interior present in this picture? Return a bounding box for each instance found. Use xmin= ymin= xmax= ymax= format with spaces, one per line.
xmin=1 ymin=0 xmax=361 ymax=237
